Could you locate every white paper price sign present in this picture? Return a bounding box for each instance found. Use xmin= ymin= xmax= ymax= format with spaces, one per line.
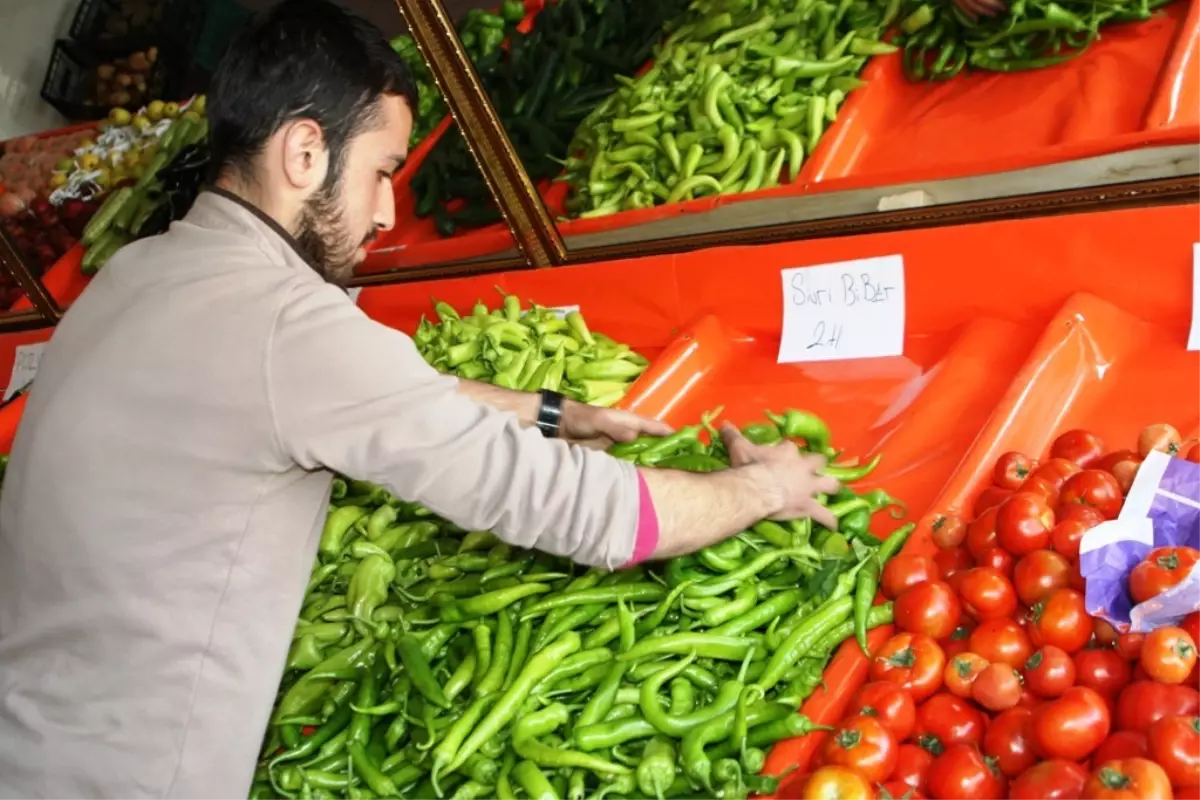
xmin=778 ymin=255 xmax=906 ymax=363
xmin=4 ymin=343 xmax=46 ymax=402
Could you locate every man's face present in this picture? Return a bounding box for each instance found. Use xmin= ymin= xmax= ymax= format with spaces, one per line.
xmin=296 ymin=94 xmax=412 ymax=285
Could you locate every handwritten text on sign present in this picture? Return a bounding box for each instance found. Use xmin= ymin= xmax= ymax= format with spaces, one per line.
xmin=5 ymin=343 xmax=46 ymax=402
xmin=778 ymin=255 xmax=906 ymax=363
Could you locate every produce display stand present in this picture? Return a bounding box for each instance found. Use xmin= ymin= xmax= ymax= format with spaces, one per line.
xmin=356 ymin=0 xmax=1200 ymax=272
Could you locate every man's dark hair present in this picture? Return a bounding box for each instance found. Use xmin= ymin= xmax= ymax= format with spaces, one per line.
xmin=207 ymin=0 xmax=417 ymax=185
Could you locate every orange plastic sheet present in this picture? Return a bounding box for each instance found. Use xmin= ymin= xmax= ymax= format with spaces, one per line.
xmin=366 ymin=2 xmax=1200 ymax=256
xmin=0 ymin=203 xmax=1195 ymax=781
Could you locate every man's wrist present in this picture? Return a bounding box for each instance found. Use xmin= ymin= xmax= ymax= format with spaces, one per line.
xmin=733 ymin=463 xmax=786 ymax=519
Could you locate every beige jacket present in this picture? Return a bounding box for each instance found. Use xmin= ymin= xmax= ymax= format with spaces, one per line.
xmin=0 ymin=190 xmax=638 ymax=798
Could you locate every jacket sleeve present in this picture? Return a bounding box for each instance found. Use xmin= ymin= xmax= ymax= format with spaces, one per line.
xmin=265 ymin=282 xmax=639 ymax=569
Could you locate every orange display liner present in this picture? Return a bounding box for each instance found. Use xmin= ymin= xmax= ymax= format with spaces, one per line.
xmin=0 ymin=204 xmax=1195 ymax=788
xmin=362 ymin=1 xmax=1200 ymax=263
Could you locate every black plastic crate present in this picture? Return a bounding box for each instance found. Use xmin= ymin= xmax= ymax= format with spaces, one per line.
xmin=40 ymin=37 xmax=185 ymax=121
xmin=70 ymin=0 xmax=208 ymax=45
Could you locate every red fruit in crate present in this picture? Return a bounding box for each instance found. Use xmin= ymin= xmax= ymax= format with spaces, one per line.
xmin=957 ymin=567 xmax=1018 ymax=621
xmin=1050 ymin=429 xmax=1106 ymax=467
xmin=1029 ymin=588 xmax=1091 ymax=654
xmin=1093 ymin=730 xmax=1150 ymax=765
xmin=926 ymin=743 xmax=1007 ymax=800
xmin=913 ymin=693 xmax=987 ymax=752
xmin=996 ymin=493 xmax=1056 ymax=555
xmin=1024 ymin=645 xmax=1076 ymax=698
xmin=882 ymin=554 xmax=941 ymax=601
xmin=1075 ymin=648 xmax=1132 ymax=698
xmin=966 ymin=506 xmax=1001 ymax=561
xmin=1009 ymin=760 xmax=1088 ymax=800
xmin=994 ymin=452 xmax=1036 ymax=490
xmin=1050 ymin=505 xmax=1105 ymax=560
xmin=1057 ymin=469 xmax=1124 ymax=520
xmin=1032 ymin=686 xmax=1111 ymax=761
xmin=1013 ymin=549 xmax=1072 ymax=606
xmin=970 ymin=618 xmax=1033 ymax=668
xmin=846 ymin=681 xmax=918 ymax=743
xmin=976 ymin=547 xmax=1015 ymax=578
xmin=1140 ymin=626 xmax=1198 ymax=685
xmin=1129 ymin=546 xmax=1200 ymax=603
xmin=1028 ymin=458 xmax=1083 ymax=491
xmin=972 ymin=486 xmax=1012 ymax=517
xmin=983 ymin=707 xmax=1038 ymax=777
xmin=1147 ymin=714 xmax=1200 ymax=789
xmin=61 ymin=198 xmax=85 ymax=218
xmin=1116 ymin=682 xmax=1200 ymax=733
xmin=29 ymin=197 xmax=51 ymax=216
xmin=1138 ymin=423 xmax=1182 ymax=457
xmin=896 ymin=581 xmax=961 ymax=640
xmin=931 ymin=514 xmax=968 ymax=550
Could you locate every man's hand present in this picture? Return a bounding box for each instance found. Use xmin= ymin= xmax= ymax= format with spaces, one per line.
xmin=720 ymin=423 xmax=841 ymax=530
xmin=561 ymin=400 xmax=673 ymax=450
xmin=952 ymin=0 xmax=1005 ymax=20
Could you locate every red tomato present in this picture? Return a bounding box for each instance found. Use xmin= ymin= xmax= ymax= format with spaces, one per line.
xmin=870 ymin=633 xmax=946 ymax=703
xmin=975 ymin=547 xmax=1014 ymax=579
xmin=1128 ymin=547 xmax=1200 ymax=603
xmin=847 ymin=682 xmax=919 ymax=744
xmin=983 ymin=707 xmax=1038 ymax=777
xmin=799 ymin=765 xmax=874 ymax=800
xmin=939 ymin=624 xmax=975 ymax=660
xmin=1029 ymin=588 xmax=1092 ymax=654
xmin=1138 ymin=423 xmax=1182 ymax=458
xmin=820 ymin=714 xmax=898 ymax=784
xmin=957 ymin=567 xmax=1018 ymax=622
xmin=1009 ymin=760 xmax=1089 ymax=800
xmin=882 ymin=555 xmax=941 ymax=601
xmin=1117 ymin=682 xmax=1200 ymax=733
xmin=934 ymin=546 xmax=975 ymax=583
xmin=995 ymin=451 xmax=1036 ymax=490
xmin=943 ymin=653 xmax=989 ymax=699
xmin=996 ymin=493 xmax=1057 ymax=556
xmin=1033 ymin=686 xmax=1112 ymax=761
xmin=972 ymin=662 xmax=1022 ymax=712
xmin=1015 ymin=686 xmax=1041 ymax=710
xmin=1094 ymin=449 xmax=1142 ymax=474
xmin=1058 ymin=470 xmax=1124 ymax=520
xmin=890 ymin=743 xmax=934 ymax=792
xmin=972 ymin=486 xmax=1013 ymax=518
xmin=1093 ymin=730 xmax=1151 ymax=765
xmin=1050 ymin=506 xmax=1105 ymax=560
xmin=1024 ymin=645 xmax=1076 ymax=698
xmin=970 ymin=618 xmax=1034 ymax=668
xmin=1021 ymin=475 xmax=1062 ymax=506
xmin=1028 ymin=458 xmax=1084 ymax=490
xmin=1140 ymin=626 xmax=1198 ymax=685
xmin=1110 ymin=457 xmax=1143 ymax=495
xmin=931 ymin=514 xmax=968 ymax=550
xmin=1051 ymin=429 xmax=1106 ymax=468
xmin=1094 ymin=617 xmax=1121 ymax=649
xmin=926 ymin=744 xmax=1007 ymax=800
xmin=965 ymin=506 xmax=1001 ymax=561
xmin=896 ymin=581 xmax=961 ymax=641
xmin=1075 ymin=648 xmax=1133 ymax=698
xmin=1148 ymin=715 xmax=1200 ymax=789
xmin=913 ymin=693 xmax=987 ymax=754
xmin=878 ymin=780 xmax=926 ymax=799
xmin=1117 ymin=633 xmax=1145 ymax=662
xmin=1013 ymin=549 xmax=1072 ymax=606
xmin=1083 ymin=757 xmax=1174 ymax=800
xmin=1182 ymin=613 xmax=1200 ymax=651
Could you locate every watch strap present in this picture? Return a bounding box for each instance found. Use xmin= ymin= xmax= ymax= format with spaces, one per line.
xmin=536 ymin=389 xmax=565 ymax=439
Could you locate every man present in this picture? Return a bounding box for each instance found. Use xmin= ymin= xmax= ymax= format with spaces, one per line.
xmin=0 ymin=1 xmax=838 ymax=796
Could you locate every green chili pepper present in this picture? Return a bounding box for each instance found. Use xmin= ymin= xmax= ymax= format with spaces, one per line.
xmin=396 ymin=634 xmax=450 ymax=710
xmin=514 ymin=703 xmax=630 ymax=775
xmin=854 ymin=555 xmax=882 ymax=655
xmin=636 ymin=737 xmax=677 ymax=800
xmin=755 ymin=596 xmax=855 ymax=692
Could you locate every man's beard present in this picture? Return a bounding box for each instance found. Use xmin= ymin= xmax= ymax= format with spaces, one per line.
xmin=294 ymin=177 xmax=372 ymax=287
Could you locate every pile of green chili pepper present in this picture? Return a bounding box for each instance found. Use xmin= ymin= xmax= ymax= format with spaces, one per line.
xmin=409 ymin=0 xmax=694 ymax=236
xmin=897 ymin=0 xmax=1175 ymax=78
xmin=251 ymin=407 xmax=913 ymax=800
xmin=413 ymin=293 xmax=650 ymax=407
xmin=390 ymin=2 xmax=528 ymax=148
xmin=559 ymin=0 xmax=898 ymax=217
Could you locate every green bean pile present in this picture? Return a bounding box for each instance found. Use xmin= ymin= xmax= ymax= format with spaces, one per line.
xmin=252 ymin=409 xmax=913 ymax=800
xmin=413 ymin=295 xmax=649 ymax=407
xmin=897 ymin=0 xmax=1175 ymax=78
xmin=560 ymin=0 xmax=898 ymax=218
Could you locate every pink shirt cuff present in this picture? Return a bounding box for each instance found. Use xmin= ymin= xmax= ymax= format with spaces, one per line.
xmin=624 ymin=472 xmax=660 ymax=567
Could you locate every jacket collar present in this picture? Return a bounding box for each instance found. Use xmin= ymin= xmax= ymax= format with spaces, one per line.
xmin=186 ymin=187 xmax=327 ymax=282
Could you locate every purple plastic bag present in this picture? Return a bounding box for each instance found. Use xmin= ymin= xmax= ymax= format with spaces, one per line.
xmin=1079 ymin=450 xmax=1200 ymax=633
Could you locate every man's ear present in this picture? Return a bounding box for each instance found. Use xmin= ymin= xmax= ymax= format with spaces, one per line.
xmin=279 ymin=119 xmax=329 ymax=191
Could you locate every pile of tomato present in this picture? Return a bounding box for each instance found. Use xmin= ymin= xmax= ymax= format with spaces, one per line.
xmin=796 ymin=424 xmax=1200 ymax=800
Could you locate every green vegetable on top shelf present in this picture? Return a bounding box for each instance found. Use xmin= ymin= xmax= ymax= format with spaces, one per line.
xmin=560 ymin=0 xmax=895 ymax=218
xmin=414 ymin=292 xmax=649 ymax=407
xmin=898 ymin=0 xmax=1178 ymax=79
xmin=408 ymin=0 xmax=694 ymax=237
xmin=252 ymin=407 xmax=910 ymax=800
xmin=390 ymin=6 xmax=526 ymax=150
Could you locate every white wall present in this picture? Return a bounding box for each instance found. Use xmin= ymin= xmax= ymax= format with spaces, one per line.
xmin=0 ymin=0 xmax=76 ymax=140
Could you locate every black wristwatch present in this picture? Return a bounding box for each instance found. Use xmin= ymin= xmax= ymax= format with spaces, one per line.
xmin=536 ymin=389 xmax=566 ymax=439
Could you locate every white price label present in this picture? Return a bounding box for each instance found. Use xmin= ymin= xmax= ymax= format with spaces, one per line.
xmin=5 ymin=343 xmax=46 ymax=402
xmin=1188 ymin=243 xmax=1200 ymax=351
xmin=547 ymin=305 xmax=580 ymax=320
xmin=778 ymin=255 xmax=906 ymax=363
xmin=347 ymin=287 xmax=363 ymax=305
